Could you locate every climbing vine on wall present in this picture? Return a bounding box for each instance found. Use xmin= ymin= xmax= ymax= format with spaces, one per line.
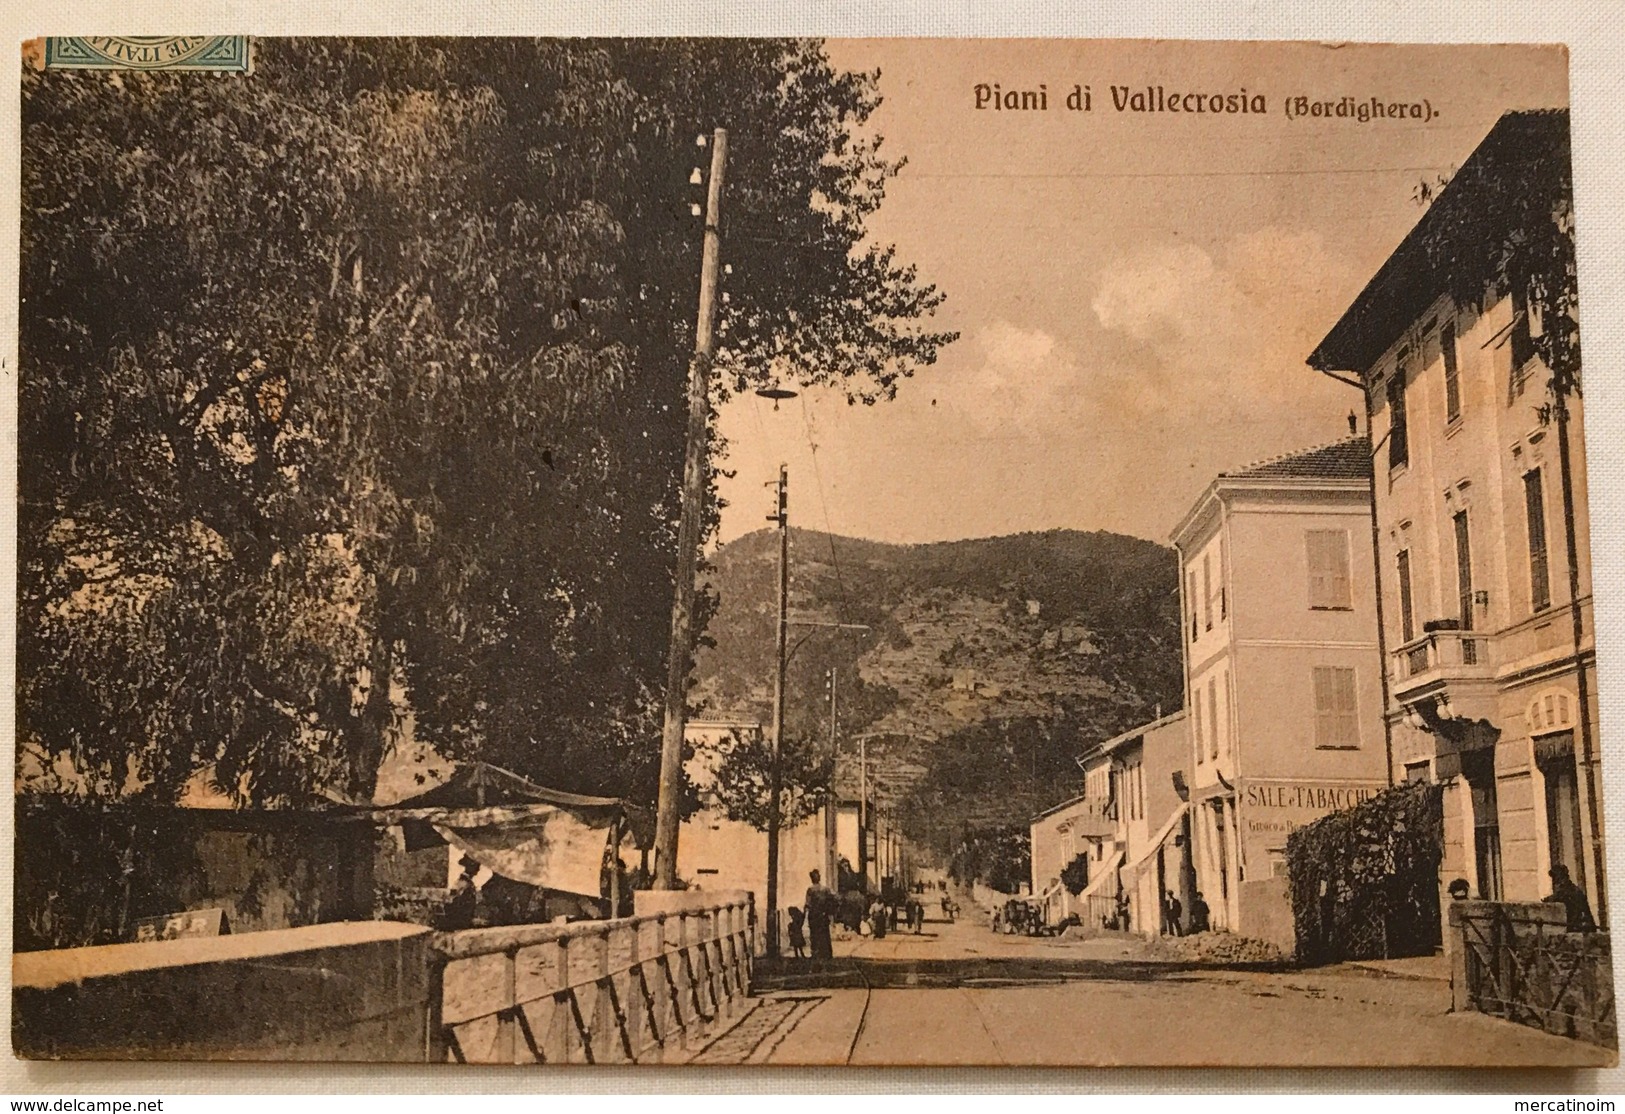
xmin=1286 ymin=781 xmax=1444 ymax=965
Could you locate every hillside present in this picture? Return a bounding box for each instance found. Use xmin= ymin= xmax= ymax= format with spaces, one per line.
xmin=692 ymin=528 xmax=1183 ymax=860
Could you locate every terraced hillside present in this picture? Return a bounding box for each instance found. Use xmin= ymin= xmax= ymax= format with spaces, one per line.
xmin=692 ymin=528 xmax=1183 ymax=861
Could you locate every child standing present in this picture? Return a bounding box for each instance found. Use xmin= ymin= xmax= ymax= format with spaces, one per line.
xmin=787 ymin=906 xmax=807 ymax=959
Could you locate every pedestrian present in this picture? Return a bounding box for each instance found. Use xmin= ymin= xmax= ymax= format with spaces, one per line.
xmin=869 ymin=896 xmax=889 ymax=939
xmin=1164 ymin=890 xmax=1184 ymax=936
xmin=787 ymin=906 xmax=807 ymax=959
xmin=805 ymin=869 xmax=836 ymax=959
xmin=1447 ymin=878 xmax=1471 ymax=902
xmin=1544 ymin=865 xmax=1597 ymax=933
xmin=1188 ymin=890 xmax=1211 ymax=935
xmin=1114 ymin=891 xmax=1131 ymax=933
xmin=441 ymin=858 xmax=479 ymax=931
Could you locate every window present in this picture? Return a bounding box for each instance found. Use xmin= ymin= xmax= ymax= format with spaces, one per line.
xmin=1193 ymin=695 xmax=1204 ymax=765
xmin=1202 ymin=554 xmax=1213 ymax=631
xmin=1218 ymin=540 xmax=1227 ymax=620
xmin=1207 ymin=676 xmax=1219 ymax=760
xmin=1539 ymin=735 xmax=1584 ymax=892
xmin=1525 ymin=469 xmax=1551 ymax=612
xmin=1511 ymin=284 xmax=1536 ymax=380
xmin=1387 ymin=355 xmax=1409 ymax=469
xmin=1187 ymin=570 xmax=1198 ymax=641
xmin=1312 ymin=666 xmax=1359 ymax=748
xmin=1306 ymin=529 xmax=1352 ymax=610
xmin=1454 ymin=510 xmax=1474 ymax=631
xmin=1442 ymin=320 xmax=1461 ymax=423
xmin=1397 ymin=549 xmax=1416 ymax=643
xmin=1463 ymin=748 xmax=1503 ymax=901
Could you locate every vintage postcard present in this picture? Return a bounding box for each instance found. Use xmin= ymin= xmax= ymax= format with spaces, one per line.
xmin=11 ymin=35 xmax=1616 ymax=1068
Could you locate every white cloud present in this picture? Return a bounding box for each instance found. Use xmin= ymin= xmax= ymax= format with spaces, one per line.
xmin=933 ymin=320 xmax=1084 ymax=435
xmin=1089 ymin=226 xmax=1367 ymax=424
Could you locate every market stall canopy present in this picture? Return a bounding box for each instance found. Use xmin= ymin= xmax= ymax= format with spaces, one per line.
xmin=370 ymin=762 xmax=646 ymax=899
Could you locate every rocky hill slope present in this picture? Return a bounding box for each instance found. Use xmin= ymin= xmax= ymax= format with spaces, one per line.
xmin=692 ymin=528 xmax=1183 ymax=860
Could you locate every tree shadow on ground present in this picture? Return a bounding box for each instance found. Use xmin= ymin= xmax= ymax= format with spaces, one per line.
xmin=753 ymin=953 xmax=1295 ymax=993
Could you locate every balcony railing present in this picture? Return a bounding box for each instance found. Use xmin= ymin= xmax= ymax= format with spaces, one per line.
xmin=1391 ymin=628 xmax=1491 ymax=685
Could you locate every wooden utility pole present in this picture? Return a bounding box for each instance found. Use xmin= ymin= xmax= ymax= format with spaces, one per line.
xmin=765 ymin=465 xmax=790 ymax=957
xmin=653 ymin=128 xmax=728 ymax=889
xmin=826 ymin=667 xmax=839 ymax=886
xmin=859 ymin=734 xmax=869 ymax=885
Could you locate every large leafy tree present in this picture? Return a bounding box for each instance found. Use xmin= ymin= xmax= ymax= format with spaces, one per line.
xmin=19 ymin=39 xmax=953 ymax=807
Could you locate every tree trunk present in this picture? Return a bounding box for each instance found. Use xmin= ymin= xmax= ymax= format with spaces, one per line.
xmin=349 ymin=626 xmax=394 ymax=804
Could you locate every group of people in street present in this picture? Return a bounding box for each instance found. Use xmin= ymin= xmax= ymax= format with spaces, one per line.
xmin=788 ymin=868 xmax=837 ymax=960
xmin=1159 ymin=888 xmax=1210 ymax=937
xmin=788 ymin=869 xmax=931 ymax=959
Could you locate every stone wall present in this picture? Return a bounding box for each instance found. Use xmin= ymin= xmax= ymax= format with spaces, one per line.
xmin=14 ymin=922 xmax=433 ymax=1061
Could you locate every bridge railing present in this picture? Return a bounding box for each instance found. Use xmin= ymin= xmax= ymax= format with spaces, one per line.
xmin=430 ymin=896 xmax=754 ymax=1064
xmin=1449 ymin=899 xmax=1615 ymax=1047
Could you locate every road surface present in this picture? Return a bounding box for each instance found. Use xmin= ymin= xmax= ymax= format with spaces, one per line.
xmin=684 ymin=913 xmax=1613 ymax=1067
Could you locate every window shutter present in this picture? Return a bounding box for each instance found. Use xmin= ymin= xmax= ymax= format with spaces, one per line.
xmin=1313 ymin=666 xmax=1359 ymax=748
xmin=1208 ymin=677 xmax=1220 ymax=759
xmin=1306 ymin=530 xmax=1351 ymax=609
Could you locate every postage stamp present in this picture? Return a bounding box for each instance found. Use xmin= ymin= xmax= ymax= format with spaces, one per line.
xmin=42 ymin=36 xmax=249 ymax=72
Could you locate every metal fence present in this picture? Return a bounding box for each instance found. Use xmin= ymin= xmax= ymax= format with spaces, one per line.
xmin=430 ymin=897 xmax=754 ymax=1063
xmin=1450 ymin=899 xmax=1615 ymax=1048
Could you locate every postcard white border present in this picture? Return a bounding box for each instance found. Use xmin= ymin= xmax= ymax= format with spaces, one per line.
xmin=1 ymin=0 xmax=1622 ymax=1096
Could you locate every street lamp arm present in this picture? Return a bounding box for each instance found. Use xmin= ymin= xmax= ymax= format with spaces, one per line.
xmin=784 ymin=622 xmax=872 ymax=670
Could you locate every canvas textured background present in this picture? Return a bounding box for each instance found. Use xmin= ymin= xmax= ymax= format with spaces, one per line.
xmin=2 ymin=0 xmax=1623 ymax=1094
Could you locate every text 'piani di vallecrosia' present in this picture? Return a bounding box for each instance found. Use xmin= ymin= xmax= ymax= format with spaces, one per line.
xmin=972 ymin=83 xmax=1437 ymax=122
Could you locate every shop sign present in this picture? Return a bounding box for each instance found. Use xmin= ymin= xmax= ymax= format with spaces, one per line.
xmin=1240 ymin=780 xmax=1384 ymax=841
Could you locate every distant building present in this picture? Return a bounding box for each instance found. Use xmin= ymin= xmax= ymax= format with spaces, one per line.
xmin=1098 ymin=712 xmax=1192 ymax=936
xmin=1170 ymin=438 xmax=1390 ymax=950
xmin=680 ymin=721 xmax=829 ymax=913
xmin=1308 ymin=109 xmax=1602 ymax=920
xmin=1030 ymin=788 xmax=1116 ymax=924
xmin=1031 ymin=712 xmax=1190 ymax=937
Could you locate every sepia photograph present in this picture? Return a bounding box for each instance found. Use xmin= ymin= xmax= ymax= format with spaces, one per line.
xmin=9 ymin=33 xmax=1615 ymax=1069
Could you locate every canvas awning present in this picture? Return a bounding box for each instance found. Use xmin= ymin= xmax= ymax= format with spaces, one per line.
xmin=1119 ymin=803 xmax=1189 ymax=887
xmin=1076 ymin=849 xmax=1124 ymax=900
xmin=371 ymin=763 xmax=635 ymax=899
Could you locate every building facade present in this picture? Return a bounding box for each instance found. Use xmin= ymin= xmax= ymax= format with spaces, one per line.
xmin=1308 ymin=109 xmax=1604 ymax=922
xmin=1171 ymin=439 xmax=1390 ymax=950
xmin=1030 ymin=712 xmax=1190 ymax=937
xmin=680 ymin=721 xmax=827 ymax=908
xmin=1101 ymin=712 xmax=1193 ymax=937
xmin=1030 ymin=786 xmax=1117 ymax=925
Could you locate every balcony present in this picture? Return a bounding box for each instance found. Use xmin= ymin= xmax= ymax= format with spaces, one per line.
xmin=1390 ymin=625 xmax=1497 ymax=712
xmin=1055 ymin=797 xmax=1117 ymax=840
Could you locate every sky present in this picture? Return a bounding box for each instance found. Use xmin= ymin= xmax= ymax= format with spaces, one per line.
xmin=712 ymin=39 xmax=1569 ymax=547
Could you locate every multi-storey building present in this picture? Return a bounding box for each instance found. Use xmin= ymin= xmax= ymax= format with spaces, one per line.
xmin=1307 ymin=109 xmax=1603 ymax=921
xmin=1030 ymin=761 xmax=1118 ymax=924
xmin=1171 ymin=439 xmax=1390 ymax=950
xmin=1030 ymin=712 xmax=1190 ymax=936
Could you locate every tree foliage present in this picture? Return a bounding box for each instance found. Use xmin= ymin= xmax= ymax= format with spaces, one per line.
xmin=1416 ymin=109 xmax=1577 ymax=405
xmin=700 ymin=727 xmax=832 ymax=832
xmin=19 ymin=39 xmax=953 ymax=807
xmin=1060 ymin=851 xmax=1091 ymax=897
xmin=1286 ymin=781 xmax=1444 ymax=965
xmin=947 ymin=825 xmax=1031 ymax=894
